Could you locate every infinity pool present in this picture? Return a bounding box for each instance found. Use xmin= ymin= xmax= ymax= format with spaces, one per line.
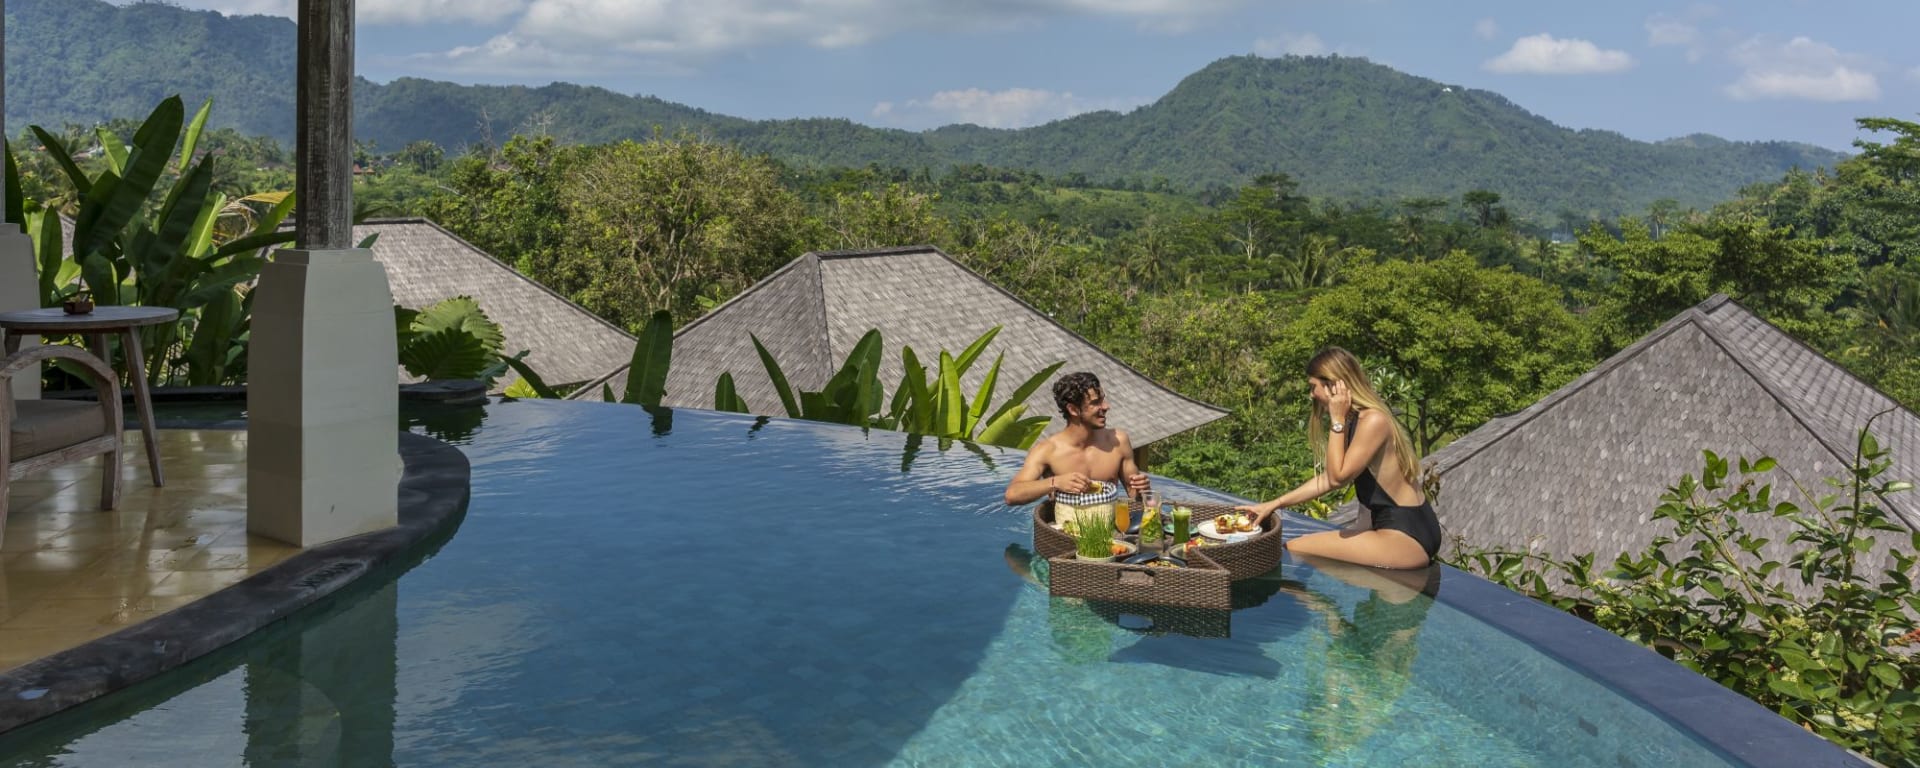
xmin=0 ymin=401 xmax=1746 ymax=766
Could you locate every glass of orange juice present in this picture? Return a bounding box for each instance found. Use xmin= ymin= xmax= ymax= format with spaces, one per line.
xmin=1112 ymin=495 xmax=1130 ymax=533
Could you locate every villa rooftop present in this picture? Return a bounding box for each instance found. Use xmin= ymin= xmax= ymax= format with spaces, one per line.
xmin=576 ymin=246 xmax=1230 ymax=446
xmin=1429 ymin=294 xmax=1920 ymax=596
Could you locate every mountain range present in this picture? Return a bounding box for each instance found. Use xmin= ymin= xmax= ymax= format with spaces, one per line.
xmin=9 ymin=0 xmax=1848 ymax=219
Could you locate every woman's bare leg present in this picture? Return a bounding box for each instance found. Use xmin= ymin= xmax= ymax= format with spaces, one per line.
xmin=1286 ymin=528 xmax=1430 ymax=569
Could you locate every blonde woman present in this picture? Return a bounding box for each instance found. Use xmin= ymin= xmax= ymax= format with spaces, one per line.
xmin=1236 ymin=347 xmax=1442 ymax=569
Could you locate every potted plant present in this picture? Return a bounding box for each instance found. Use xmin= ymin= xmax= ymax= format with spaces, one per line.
xmin=1071 ymin=510 xmax=1134 ymax=562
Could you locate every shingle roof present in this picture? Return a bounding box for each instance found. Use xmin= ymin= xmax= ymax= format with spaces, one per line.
xmin=1427 ymin=294 xmax=1918 ymax=595
xmin=352 ymin=219 xmax=636 ymax=390
xmin=571 ymin=246 xmax=1229 ymax=446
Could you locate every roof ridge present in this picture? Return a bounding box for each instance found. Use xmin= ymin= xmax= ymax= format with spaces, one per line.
xmin=811 ymin=245 xmax=939 ymax=260
xmin=816 ymin=246 xmax=1230 ymax=419
xmin=1429 ymin=302 xmax=1715 ymax=472
xmin=568 ymin=252 xmax=825 ymax=399
xmin=1687 ymin=309 xmax=1859 ymax=470
xmin=1702 ymin=295 xmax=1920 ymax=428
xmin=1693 ymin=297 xmax=1920 ymax=529
xmin=401 ymin=219 xmax=639 ymax=343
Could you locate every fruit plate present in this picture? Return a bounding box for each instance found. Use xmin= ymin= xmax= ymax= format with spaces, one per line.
xmin=1196 ymin=518 xmax=1258 ymax=541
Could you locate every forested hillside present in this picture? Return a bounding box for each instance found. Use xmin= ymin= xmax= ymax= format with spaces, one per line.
xmin=7 ymin=0 xmax=1844 ymax=220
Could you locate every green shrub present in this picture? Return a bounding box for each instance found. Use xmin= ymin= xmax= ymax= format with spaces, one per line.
xmin=1452 ymin=414 xmax=1920 ymax=765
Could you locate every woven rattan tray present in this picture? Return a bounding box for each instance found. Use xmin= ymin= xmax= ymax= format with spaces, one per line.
xmin=1047 ymin=548 xmax=1231 ymax=610
xmin=1034 ymin=499 xmax=1283 ymax=582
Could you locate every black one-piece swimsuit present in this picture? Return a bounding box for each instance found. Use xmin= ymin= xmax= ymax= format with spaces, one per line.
xmin=1343 ymin=414 xmax=1443 ymax=558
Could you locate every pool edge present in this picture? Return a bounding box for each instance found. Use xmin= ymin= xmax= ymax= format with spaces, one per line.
xmin=0 ymin=429 xmax=471 ymax=735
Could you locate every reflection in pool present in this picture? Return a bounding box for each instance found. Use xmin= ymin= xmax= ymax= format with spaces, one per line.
xmin=0 ymin=402 xmax=1739 ymax=766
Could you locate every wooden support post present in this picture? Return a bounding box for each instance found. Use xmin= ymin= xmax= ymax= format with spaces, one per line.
xmin=248 ymin=0 xmax=399 ymax=547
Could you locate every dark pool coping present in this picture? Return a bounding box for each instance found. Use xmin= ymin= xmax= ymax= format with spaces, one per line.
xmin=1265 ymin=512 xmax=1867 ymax=767
xmin=0 ymin=428 xmax=471 ymax=735
xmin=1431 ymin=571 xmax=1868 ymax=767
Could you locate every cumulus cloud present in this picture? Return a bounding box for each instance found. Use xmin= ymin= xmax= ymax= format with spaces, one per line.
xmin=110 ymin=0 xmax=523 ymax=24
xmin=1644 ymin=17 xmax=1696 ymax=47
xmin=1254 ymin=33 xmax=1329 ymax=57
xmin=361 ymin=0 xmax=527 ymax=25
xmin=1473 ymin=18 xmax=1498 ymax=42
xmin=1725 ymin=36 xmax=1879 ymax=102
xmin=113 ymin=0 xmax=292 ymax=16
xmin=1645 ymin=5 xmax=1719 ymax=62
xmin=871 ymin=87 xmax=1141 ymax=130
xmin=513 ymin=0 xmax=1242 ymax=54
xmin=402 ymin=33 xmax=691 ymax=79
xmin=1483 ymin=34 xmax=1634 ymax=75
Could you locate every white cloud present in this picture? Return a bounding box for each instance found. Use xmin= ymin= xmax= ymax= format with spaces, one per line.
xmin=1725 ymin=36 xmax=1879 ymax=102
xmin=871 ymin=87 xmax=1141 ymax=130
xmin=1645 ymin=5 xmax=1718 ymax=62
xmin=1644 ymin=17 xmax=1696 ymax=47
xmin=509 ymin=0 xmax=1244 ymax=56
xmin=113 ymin=0 xmax=293 ymax=16
xmin=403 ymin=33 xmax=691 ymax=79
xmin=1483 ymin=34 xmax=1634 ymax=75
xmin=361 ymin=0 xmax=527 ymax=25
xmin=1909 ymin=66 xmax=1920 ymax=82
xmin=1253 ymin=33 xmax=1329 ymax=57
xmin=109 ymin=0 xmax=523 ymax=24
xmin=1473 ymin=18 xmax=1498 ymax=42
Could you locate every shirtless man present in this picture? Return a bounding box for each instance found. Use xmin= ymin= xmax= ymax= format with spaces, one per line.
xmin=1003 ymin=372 xmax=1152 ymax=506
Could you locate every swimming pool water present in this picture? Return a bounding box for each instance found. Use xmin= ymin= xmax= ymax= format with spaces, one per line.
xmin=0 ymin=401 xmax=1741 ymax=766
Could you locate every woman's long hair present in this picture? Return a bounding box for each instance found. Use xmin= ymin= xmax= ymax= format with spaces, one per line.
xmin=1306 ymin=347 xmax=1422 ymax=488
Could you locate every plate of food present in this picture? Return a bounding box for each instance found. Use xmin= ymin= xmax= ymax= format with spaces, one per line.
xmin=1198 ymin=512 xmax=1260 ymax=541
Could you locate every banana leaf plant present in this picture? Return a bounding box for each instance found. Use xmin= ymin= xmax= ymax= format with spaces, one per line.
xmin=13 ymin=95 xmax=297 ymax=386
xmin=878 ymin=326 xmax=1060 ymax=449
xmin=741 ymin=329 xmax=886 ymax=427
xmin=723 ymin=324 xmax=1060 ymax=449
xmin=608 ymin=309 xmax=673 ymax=407
xmin=395 ymin=296 xmax=507 ymax=382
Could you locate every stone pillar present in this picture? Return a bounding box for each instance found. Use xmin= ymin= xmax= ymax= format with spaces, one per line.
xmin=0 ymin=1 xmax=40 ymax=402
xmin=248 ymin=0 xmax=398 ymax=546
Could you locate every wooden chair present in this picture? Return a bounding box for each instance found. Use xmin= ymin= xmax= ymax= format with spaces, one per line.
xmin=1 ymin=345 xmax=124 ymax=548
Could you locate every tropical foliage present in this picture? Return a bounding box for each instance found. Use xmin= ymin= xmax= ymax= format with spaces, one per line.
xmin=394 ymin=296 xmax=508 ymax=383
xmin=10 ymin=0 xmax=1844 ymax=220
xmin=1454 ymin=422 xmax=1920 ymax=765
xmin=737 ymin=325 xmax=1062 ymax=449
xmin=8 ymin=95 xmax=296 ymax=387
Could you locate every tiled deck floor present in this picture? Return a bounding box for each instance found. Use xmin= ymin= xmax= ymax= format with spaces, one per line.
xmin=1 ymin=429 xmax=297 ymax=671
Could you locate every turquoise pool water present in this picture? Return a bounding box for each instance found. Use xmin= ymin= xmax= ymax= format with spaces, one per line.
xmin=0 ymin=401 xmax=1741 ymax=766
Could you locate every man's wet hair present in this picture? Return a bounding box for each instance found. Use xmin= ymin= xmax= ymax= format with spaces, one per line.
xmin=1052 ymin=372 xmax=1102 ymax=419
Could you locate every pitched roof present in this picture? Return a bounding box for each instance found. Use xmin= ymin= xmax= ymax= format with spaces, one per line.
xmin=1427 ymin=294 xmax=1919 ymax=594
xmin=571 ymin=246 xmax=1229 ymax=445
xmin=353 ymin=219 xmax=636 ymax=390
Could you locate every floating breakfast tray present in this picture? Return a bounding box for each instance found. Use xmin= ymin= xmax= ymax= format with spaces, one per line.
xmin=1047 ymin=547 xmax=1232 ymax=611
xmin=1034 ymin=499 xmax=1284 ymax=582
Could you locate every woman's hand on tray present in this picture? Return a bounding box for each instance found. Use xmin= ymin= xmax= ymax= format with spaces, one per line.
xmin=1236 ymin=500 xmax=1281 ymax=527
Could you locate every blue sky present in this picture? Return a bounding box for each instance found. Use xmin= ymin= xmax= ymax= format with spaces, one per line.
xmin=135 ymin=1 xmax=1919 ymax=151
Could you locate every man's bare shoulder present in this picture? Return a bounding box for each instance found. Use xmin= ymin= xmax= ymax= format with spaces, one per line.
xmin=1028 ymin=434 xmax=1064 ymax=457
